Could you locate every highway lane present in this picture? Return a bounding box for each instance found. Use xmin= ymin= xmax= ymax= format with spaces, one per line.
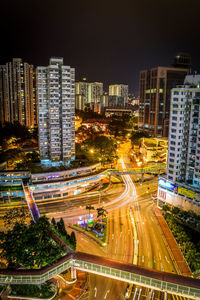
xmin=59 ymin=143 xmax=188 ymax=300
xmin=85 ymin=154 xmax=138 ymax=300
xmin=2 ymin=142 xmax=192 ymax=300
xmin=122 ymin=147 xmax=191 ymax=300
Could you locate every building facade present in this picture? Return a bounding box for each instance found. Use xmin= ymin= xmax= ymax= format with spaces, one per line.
xmin=0 ymin=58 xmax=36 ymax=127
xmin=166 ymin=75 xmax=200 ymax=186
xmin=37 ymin=58 xmax=75 ymax=165
xmin=139 ymin=66 xmax=188 ymax=137
xmin=75 ymin=94 xmax=84 ymax=110
xmin=109 ymin=84 xmax=128 ymax=105
xmin=75 ymin=81 xmax=103 ymax=109
xmin=157 ymin=75 xmax=200 ymax=215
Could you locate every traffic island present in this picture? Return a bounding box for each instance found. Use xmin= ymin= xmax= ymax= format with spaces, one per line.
xmin=73 ymin=217 xmax=107 ymax=246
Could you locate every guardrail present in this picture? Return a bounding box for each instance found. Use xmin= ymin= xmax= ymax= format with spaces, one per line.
xmin=0 ymin=252 xmax=200 ymax=299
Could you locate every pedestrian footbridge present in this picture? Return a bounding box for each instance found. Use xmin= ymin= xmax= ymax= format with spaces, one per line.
xmin=0 ymin=252 xmax=200 ymax=299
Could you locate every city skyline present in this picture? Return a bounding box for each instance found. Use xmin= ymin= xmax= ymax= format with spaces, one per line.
xmin=1 ymin=0 xmax=200 ymax=94
xmin=1 ymin=1 xmax=200 ymax=299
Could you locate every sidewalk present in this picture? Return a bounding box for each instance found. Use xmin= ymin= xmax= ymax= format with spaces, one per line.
xmin=153 ymin=205 xmax=192 ymax=277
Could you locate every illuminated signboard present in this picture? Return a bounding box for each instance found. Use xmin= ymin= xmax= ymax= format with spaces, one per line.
xmin=178 ymin=186 xmax=199 ymax=200
xmin=145 ymin=88 xmax=163 ymax=94
xmin=158 ymin=179 xmax=175 ymax=191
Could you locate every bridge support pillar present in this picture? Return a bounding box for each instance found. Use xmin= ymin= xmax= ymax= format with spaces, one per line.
xmin=164 ymin=292 xmax=167 ymax=300
xmin=71 ymin=266 xmax=77 ymax=280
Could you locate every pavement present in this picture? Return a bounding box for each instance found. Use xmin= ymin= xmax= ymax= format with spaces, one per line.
xmin=153 ymin=205 xmax=192 ymax=277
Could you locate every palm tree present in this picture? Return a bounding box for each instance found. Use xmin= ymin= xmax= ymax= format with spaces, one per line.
xmin=96 ymin=207 xmax=108 ymax=232
xmin=86 ymin=205 xmax=94 ymax=218
xmin=97 ymin=207 xmax=107 ymax=219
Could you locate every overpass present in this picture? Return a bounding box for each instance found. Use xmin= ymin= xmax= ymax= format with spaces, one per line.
xmin=107 ymin=164 xmax=166 ymax=176
xmin=0 ymin=252 xmax=200 ymax=299
xmin=22 ymin=182 xmax=40 ymax=222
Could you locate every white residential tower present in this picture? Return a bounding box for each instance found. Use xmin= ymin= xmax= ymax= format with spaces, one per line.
xmin=37 ymin=58 xmax=75 ymax=166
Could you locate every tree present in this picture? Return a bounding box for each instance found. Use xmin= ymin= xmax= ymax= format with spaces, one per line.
xmin=97 ymin=207 xmax=107 ymax=220
xmin=130 ymin=131 xmax=149 ymax=146
xmin=86 ymin=205 xmax=94 ymax=217
xmin=0 ymin=216 xmax=65 ymax=268
xmin=162 ymin=205 xmax=170 ymax=213
xmin=26 ymin=151 xmax=40 ymax=162
xmin=57 ymin=218 xmax=67 ymax=236
xmin=3 ymin=207 xmax=30 ymax=229
xmin=83 ymin=135 xmax=117 ymax=165
xmin=171 ymin=206 xmax=181 ymax=216
xmin=70 ymin=231 xmax=76 ymax=250
xmin=51 ymin=218 xmax=57 ymax=228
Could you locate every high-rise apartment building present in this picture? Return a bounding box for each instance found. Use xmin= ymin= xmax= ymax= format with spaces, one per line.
xmin=157 ymin=75 xmax=200 ymax=215
xmin=37 ymin=58 xmax=75 ymax=165
xmin=109 ymin=84 xmax=128 ymax=105
xmin=139 ymin=66 xmax=188 ymax=137
xmin=0 ymin=58 xmax=36 ymax=127
xmin=167 ymin=75 xmax=200 ymax=186
xmin=75 ymin=81 xmax=103 ymax=109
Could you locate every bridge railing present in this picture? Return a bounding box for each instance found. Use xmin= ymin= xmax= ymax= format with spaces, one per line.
xmin=0 ymin=256 xmax=200 ymax=299
xmin=73 ymin=259 xmax=200 ymax=299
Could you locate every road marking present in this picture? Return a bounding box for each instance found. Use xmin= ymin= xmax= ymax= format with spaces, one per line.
xmin=151 ymin=216 xmax=155 ymax=222
xmin=160 ymin=263 xmax=164 ymax=271
xmin=120 ymin=231 xmax=122 ymax=237
xmin=104 ymin=289 xmax=110 ymax=299
xmin=138 ymin=288 xmax=142 ymax=299
xmin=165 ymin=256 xmax=170 ymax=264
xmin=142 ymin=255 xmax=144 ymax=263
xmin=94 ymin=287 xmax=97 ymax=298
xmin=133 ymin=287 xmax=138 ymax=300
xmin=159 ymin=252 xmax=161 ymax=260
xmin=112 ymin=233 xmax=114 ymax=240
xmin=153 ymin=256 xmax=156 ymax=264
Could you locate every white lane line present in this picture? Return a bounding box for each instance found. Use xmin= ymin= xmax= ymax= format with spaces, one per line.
xmin=94 ymin=287 xmax=97 ymax=298
xmin=112 ymin=233 xmax=114 ymax=240
xmin=160 ymin=263 xmax=164 ymax=271
xmin=138 ymin=288 xmax=142 ymax=299
xmin=165 ymin=256 xmax=170 ymax=264
xmin=159 ymin=252 xmax=161 ymax=260
xmin=151 ymin=216 xmax=155 ymax=222
xmin=153 ymin=256 xmax=156 ymax=265
xmin=104 ymin=289 xmax=110 ymax=299
xmin=142 ymin=255 xmax=145 ymax=263
xmin=133 ymin=288 xmax=138 ymax=300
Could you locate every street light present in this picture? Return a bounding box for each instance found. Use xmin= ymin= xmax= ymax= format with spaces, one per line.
xmin=90 ymin=149 xmax=94 ymax=153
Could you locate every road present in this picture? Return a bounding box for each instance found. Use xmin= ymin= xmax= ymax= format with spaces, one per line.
xmin=50 ymin=141 xmax=191 ymax=299
xmin=84 ymin=143 xmax=189 ymax=300
xmin=2 ymin=142 xmax=192 ymax=300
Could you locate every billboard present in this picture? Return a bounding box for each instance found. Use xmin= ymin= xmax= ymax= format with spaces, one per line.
xmin=158 ymin=179 xmax=175 ymax=191
xmin=178 ymin=186 xmax=199 ymax=200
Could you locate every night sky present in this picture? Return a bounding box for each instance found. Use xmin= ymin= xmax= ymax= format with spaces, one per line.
xmin=1 ymin=0 xmax=200 ymax=94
